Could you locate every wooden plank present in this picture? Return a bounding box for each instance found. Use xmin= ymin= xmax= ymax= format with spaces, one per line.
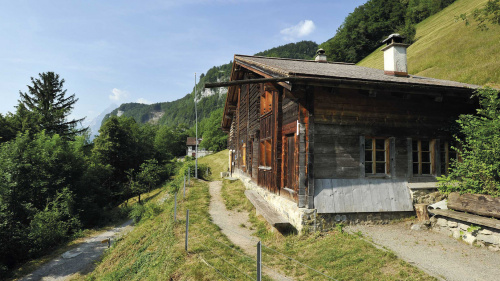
xmin=448 ymin=192 xmax=500 ymax=219
xmin=430 ymin=208 xmax=500 ymax=230
xmin=244 ymin=190 xmax=290 ymax=227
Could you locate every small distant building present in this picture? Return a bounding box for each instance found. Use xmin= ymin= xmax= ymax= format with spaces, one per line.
xmin=186 ymin=137 xmax=213 ymax=158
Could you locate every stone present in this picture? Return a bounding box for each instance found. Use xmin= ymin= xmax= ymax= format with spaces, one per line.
xmin=436 ymin=218 xmax=448 ymax=227
xmin=479 ymin=229 xmax=493 ymax=235
xmin=452 ymin=229 xmax=461 ymax=239
xmin=430 ymin=216 xmax=437 ymax=224
xmin=488 ymin=246 xmax=500 ymax=252
xmin=462 ymin=233 xmax=477 ymax=245
xmin=448 ymin=221 xmax=458 ymax=228
xmin=458 ymin=223 xmax=469 ymax=231
xmin=477 ymin=234 xmax=498 ymax=245
xmin=411 ymin=224 xmax=422 ymax=231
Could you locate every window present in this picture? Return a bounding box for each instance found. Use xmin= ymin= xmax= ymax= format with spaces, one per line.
xmin=365 ymin=138 xmax=390 ymax=175
xmin=412 ymin=140 xmax=435 ymax=175
xmin=440 ymin=141 xmax=457 ymax=175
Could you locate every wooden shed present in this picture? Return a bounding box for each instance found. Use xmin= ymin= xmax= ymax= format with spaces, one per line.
xmin=210 ymin=36 xmax=477 ymax=215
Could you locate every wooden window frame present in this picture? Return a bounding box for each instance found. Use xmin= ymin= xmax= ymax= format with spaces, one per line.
xmin=412 ymin=139 xmax=436 ymax=176
xmin=440 ymin=141 xmax=458 ymax=175
xmin=364 ymin=137 xmax=391 ymax=175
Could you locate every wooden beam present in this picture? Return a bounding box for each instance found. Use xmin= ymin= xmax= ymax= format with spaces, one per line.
xmin=448 ymin=192 xmax=500 ymax=219
xmin=430 ymin=208 xmax=500 ymax=230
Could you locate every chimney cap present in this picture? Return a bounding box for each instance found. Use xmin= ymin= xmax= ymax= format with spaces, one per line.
xmin=382 ymin=33 xmax=405 ymax=44
xmin=316 ymin=48 xmax=326 ymax=55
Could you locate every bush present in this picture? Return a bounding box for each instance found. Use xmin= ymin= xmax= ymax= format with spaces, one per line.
xmin=439 ymin=87 xmax=500 ymax=196
xmin=129 ymin=202 xmax=162 ymax=224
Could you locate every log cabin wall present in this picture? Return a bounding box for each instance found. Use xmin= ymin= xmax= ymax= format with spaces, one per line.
xmin=312 ymin=86 xmax=475 ymax=213
xmin=281 ymin=90 xmax=299 ymax=202
xmin=248 ymin=82 xmax=260 ymax=181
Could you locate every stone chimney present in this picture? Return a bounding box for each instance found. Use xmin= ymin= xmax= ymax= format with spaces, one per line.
xmin=381 ymin=34 xmax=410 ymax=77
xmin=315 ymin=48 xmax=327 ymax=62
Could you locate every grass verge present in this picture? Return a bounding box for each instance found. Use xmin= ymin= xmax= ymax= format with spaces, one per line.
xmin=221 ymin=178 xmax=436 ymax=280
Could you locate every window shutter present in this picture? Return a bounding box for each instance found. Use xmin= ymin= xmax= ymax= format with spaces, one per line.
xmin=360 ymin=136 xmax=365 ymax=178
xmin=407 ymin=138 xmax=413 ymax=178
xmin=389 ymin=137 xmax=396 ymax=176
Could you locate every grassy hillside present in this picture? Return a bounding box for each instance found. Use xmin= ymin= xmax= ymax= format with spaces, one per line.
xmin=78 ymin=151 xmax=433 ymax=281
xmin=357 ymin=0 xmax=500 ymax=87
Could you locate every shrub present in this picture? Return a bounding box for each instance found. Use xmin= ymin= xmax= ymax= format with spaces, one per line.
xmin=439 ymin=87 xmax=500 ymax=196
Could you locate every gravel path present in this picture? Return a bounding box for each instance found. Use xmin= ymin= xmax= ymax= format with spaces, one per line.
xmin=208 ymin=181 xmax=292 ymax=281
xmin=19 ymin=220 xmax=134 ymax=281
xmin=348 ymin=223 xmax=500 ymax=281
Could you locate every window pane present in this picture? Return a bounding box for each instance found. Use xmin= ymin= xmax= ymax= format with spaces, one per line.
xmin=421 ymin=152 xmax=430 ymax=163
xmin=441 ymin=162 xmax=446 ymax=174
xmin=375 ymin=139 xmax=385 ymax=150
xmin=422 ymin=163 xmax=431 ymax=174
xmin=412 ymin=140 xmax=418 ymax=151
xmin=421 ymin=141 xmax=430 ymax=151
xmin=365 ymin=139 xmax=373 ymax=149
xmin=365 ymin=162 xmax=373 ymax=174
xmin=412 ymin=152 xmax=419 ymax=162
xmin=413 ymin=163 xmax=419 ymax=174
xmin=376 ymin=151 xmax=385 ymax=162
xmin=376 ymin=163 xmax=385 ymax=173
xmin=365 ymin=151 xmax=372 ymax=162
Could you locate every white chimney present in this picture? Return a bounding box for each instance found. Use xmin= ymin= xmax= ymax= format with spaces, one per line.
xmin=381 ymin=34 xmax=410 ymax=77
xmin=315 ymin=48 xmax=327 ymax=63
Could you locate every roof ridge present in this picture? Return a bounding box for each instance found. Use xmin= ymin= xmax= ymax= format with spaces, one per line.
xmin=234 ymin=54 xmax=354 ymax=65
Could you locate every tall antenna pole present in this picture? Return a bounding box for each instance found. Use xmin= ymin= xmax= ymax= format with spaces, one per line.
xmin=195 ymin=72 xmax=198 ymax=179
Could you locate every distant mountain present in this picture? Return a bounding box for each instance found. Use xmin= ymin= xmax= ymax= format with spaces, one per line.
xmin=103 ymin=41 xmax=319 ymax=127
xmin=84 ymin=104 xmax=117 ymax=140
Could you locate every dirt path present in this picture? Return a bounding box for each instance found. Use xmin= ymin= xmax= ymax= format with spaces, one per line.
xmin=19 ymin=220 xmax=134 ymax=281
xmin=208 ymin=181 xmax=293 ymax=281
xmin=348 ymin=223 xmax=500 ymax=281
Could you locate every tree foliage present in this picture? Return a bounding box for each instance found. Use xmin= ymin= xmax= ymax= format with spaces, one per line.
xmin=255 ymin=41 xmax=319 ymax=60
xmin=456 ymin=0 xmax=500 ymax=30
xmin=18 ymin=72 xmax=86 ymax=139
xmin=320 ymin=0 xmax=456 ymax=63
xmin=439 ymin=87 xmax=500 ymax=196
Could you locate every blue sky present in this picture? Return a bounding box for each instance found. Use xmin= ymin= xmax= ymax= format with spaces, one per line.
xmin=0 ymin=0 xmax=366 ymax=123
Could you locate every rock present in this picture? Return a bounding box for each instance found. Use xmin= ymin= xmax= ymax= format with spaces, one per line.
xmin=479 ymin=229 xmax=493 ymax=235
xmin=422 ymin=220 xmax=431 ymax=226
xmin=477 ymin=234 xmax=498 ymax=245
xmin=452 ymin=229 xmax=462 ymax=239
xmin=437 ymin=218 xmax=448 ymax=227
xmin=488 ymin=245 xmax=500 ymax=252
xmin=448 ymin=221 xmax=458 ymax=228
xmin=430 ymin=216 xmax=437 ymax=224
xmin=458 ymin=223 xmax=469 ymax=231
xmin=462 ymin=233 xmax=477 ymax=245
xmin=411 ymin=224 xmax=422 ymax=231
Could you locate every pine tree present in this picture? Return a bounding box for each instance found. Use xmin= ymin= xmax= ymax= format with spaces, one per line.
xmin=18 ymin=72 xmax=86 ymax=139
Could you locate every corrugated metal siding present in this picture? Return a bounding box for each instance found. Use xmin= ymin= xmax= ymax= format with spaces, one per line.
xmin=314 ymin=179 xmax=413 ymax=213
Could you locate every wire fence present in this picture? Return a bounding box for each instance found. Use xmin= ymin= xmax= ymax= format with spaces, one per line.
xmin=165 ymin=176 xmax=338 ymax=281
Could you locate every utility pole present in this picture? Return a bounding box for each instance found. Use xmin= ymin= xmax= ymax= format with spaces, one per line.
xmin=195 ymin=73 xmax=198 ymax=179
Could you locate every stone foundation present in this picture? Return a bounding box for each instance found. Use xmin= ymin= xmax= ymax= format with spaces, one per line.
xmin=410 ymin=188 xmax=446 ymax=204
xmin=316 ymin=211 xmax=415 ymax=231
xmin=233 ymin=170 xmax=314 ymax=233
xmin=431 ymin=215 xmax=500 ymax=252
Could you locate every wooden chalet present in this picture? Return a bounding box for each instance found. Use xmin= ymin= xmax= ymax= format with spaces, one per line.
xmin=211 ymin=34 xmax=478 ymax=215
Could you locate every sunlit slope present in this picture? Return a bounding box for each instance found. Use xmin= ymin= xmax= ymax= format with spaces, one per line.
xmin=357 ymin=0 xmax=500 ymax=87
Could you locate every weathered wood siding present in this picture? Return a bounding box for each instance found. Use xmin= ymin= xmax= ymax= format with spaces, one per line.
xmin=312 ymin=86 xmax=474 ymax=213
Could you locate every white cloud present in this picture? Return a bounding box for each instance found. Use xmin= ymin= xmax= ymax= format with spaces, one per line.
xmin=109 ymin=88 xmax=129 ymax=102
xmin=136 ymin=98 xmax=151 ymax=104
xmin=280 ymin=20 xmax=316 ymax=41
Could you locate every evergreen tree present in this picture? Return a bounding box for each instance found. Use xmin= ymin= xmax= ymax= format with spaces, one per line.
xmin=18 ymin=72 xmax=86 ymax=139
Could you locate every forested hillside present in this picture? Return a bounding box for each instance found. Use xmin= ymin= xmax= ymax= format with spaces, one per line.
xmin=358 ymin=0 xmax=500 ymax=87
xmin=103 ymin=41 xmax=320 ymax=128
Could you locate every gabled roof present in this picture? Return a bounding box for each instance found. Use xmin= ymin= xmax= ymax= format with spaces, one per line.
xmin=186 ymin=137 xmax=200 ymax=146
xmin=235 ymin=55 xmax=478 ymax=89
xmin=221 ymin=55 xmax=479 ymax=130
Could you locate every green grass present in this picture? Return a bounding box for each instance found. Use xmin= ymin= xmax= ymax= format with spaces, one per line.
xmin=198 ymin=149 xmax=229 ymax=181
xmin=358 ymin=0 xmax=500 ymax=88
xmin=75 ymin=150 xmax=434 ymax=280
xmin=221 ymin=179 xmax=435 ymax=280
